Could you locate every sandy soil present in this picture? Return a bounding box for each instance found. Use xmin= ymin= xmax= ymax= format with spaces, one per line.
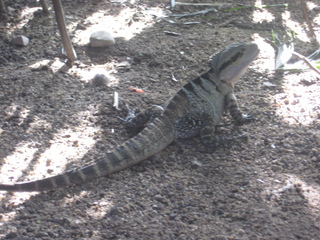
xmin=0 ymin=0 xmax=319 ymax=239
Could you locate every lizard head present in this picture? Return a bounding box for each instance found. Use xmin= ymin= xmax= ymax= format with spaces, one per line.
xmin=210 ymin=42 xmax=259 ymax=86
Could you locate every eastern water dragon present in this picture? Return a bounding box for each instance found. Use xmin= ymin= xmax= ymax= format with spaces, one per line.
xmin=0 ymin=42 xmax=259 ymax=192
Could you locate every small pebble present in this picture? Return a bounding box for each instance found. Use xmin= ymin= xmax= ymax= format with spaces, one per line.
xmin=45 ymin=49 xmax=56 ymax=56
xmin=90 ymin=31 xmax=115 ymax=47
xmin=90 ymin=74 xmax=109 ymax=87
xmin=12 ymin=35 xmax=29 ymax=46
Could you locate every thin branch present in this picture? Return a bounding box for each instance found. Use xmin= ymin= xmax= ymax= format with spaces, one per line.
xmin=0 ymin=0 xmax=6 ymax=13
xmin=292 ymin=51 xmax=320 ymax=76
xmin=174 ymin=2 xmax=228 ymax=7
xmin=171 ymin=7 xmax=217 ymax=18
xmin=51 ymin=0 xmax=77 ymax=62
xmin=300 ymin=0 xmax=316 ymax=40
xmin=40 ymin=0 xmax=49 ymax=14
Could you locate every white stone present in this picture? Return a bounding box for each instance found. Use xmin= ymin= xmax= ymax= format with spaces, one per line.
xmin=90 ymin=31 xmax=115 ymax=47
xmin=12 ymin=35 xmax=29 ymax=46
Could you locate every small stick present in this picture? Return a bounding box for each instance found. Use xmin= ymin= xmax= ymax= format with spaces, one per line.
xmin=40 ymin=0 xmax=49 ymax=14
xmin=113 ymin=91 xmax=120 ymax=110
xmin=51 ymin=0 xmax=77 ymax=62
xmin=300 ymin=0 xmax=316 ymax=40
xmin=0 ymin=0 xmax=5 ymax=13
xmin=171 ymin=7 xmax=217 ymax=18
xmin=174 ymin=2 xmax=228 ymax=7
xmin=292 ymin=51 xmax=320 ymax=76
xmin=215 ymin=18 xmax=237 ymax=29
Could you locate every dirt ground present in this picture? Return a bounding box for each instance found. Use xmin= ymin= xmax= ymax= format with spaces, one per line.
xmin=0 ymin=0 xmax=319 ymax=239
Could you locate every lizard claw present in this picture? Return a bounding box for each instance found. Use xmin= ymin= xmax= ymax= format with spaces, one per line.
xmin=243 ymin=114 xmax=255 ymax=121
xmin=235 ymin=114 xmax=256 ymax=126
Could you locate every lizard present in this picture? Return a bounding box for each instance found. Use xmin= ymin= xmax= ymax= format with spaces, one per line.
xmin=0 ymin=42 xmax=259 ymax=192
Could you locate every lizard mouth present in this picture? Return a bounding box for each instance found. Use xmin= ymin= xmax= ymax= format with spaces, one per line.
xmin=245 ymin=42 xmax=260 ymax=61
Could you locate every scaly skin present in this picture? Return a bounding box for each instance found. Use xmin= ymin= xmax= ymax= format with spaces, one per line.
xmin=0 ymin=42 xmax=259 ymax=192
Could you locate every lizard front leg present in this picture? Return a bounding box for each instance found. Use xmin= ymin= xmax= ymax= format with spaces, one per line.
xmin=225 ymin=93 xmax=254 ymax=126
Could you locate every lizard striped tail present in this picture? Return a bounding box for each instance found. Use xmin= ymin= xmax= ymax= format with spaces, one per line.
xmin=0 ymin=115 xmax=175 ymax=192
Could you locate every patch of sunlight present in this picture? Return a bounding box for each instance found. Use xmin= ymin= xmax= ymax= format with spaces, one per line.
xmin=266 ymin=174 xmax=320 ymax=214
xmin=85 ymin=196 xmax=114 ymax=219
xmin=30 ymin=123 xmax=98 ymax=180
xmin=0 ymin=111 xmax=100 ymax=203
xmin=0 ymin=141 xmax=40 ymax=205
xmin=28 ymin=58 xmax=65 ymax=73
xmin=60 ymin=191 xmax=114 ymax=222
xmin=73 ymin=6 xmax=165 ymax=45
xmin=63 ymin=191 xmax=115 ymax=220
xmin=307 ymin=1 xmax=319 ymax=10
xmin=251 ymin=33 xmax=319 ymax=126
xmin=27 ymin=58 xmax=122 ymax=86
xmin=6 ymin=6 xmax=42 ymax=35
xmin=252 ymin=0 xmax=275 ymax=23
xmin=68 ymin=61 xmax=121 ymax=86
xmin=28 ymin=59 xmax=51 ymax=70
xmin=0 ymin=211 xmax=15 ymax=226
xmin=272 ymin=71 xmax=319 ymax=126
xmin=51 ymin=58 xmax=66 ymax=73
xmin=281 ymin=11 xmax=310 ymax=42
xmin=252 ymin=33 xmax=276 ymax=71
xmin=0 ymin=143 xmax=38 ymax=184
xmin=315 ymin=14 xmax=320 ymax=27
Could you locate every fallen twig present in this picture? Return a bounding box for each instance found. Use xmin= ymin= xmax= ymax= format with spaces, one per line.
xmin=0 ymin=0 xmax=6 ymax=13
xmin=292 ymin=51 xmax=320 ymax=76
xmin=300 ymin=0 xmax=317 ymax=40
xmin=164 ymin=31 xmax=181 ymax=36
xmin=113 ymin=91 xmax=120 ymax=110
xmin=215 ymin=18 xmax=237 ymax=29
xmin=171 ymin=7 xmax=217 ymax=18
xmin=173 ymin=2 xmax=229 ymax=7
xmin=183 ymin=22 xmax=201 ymax=25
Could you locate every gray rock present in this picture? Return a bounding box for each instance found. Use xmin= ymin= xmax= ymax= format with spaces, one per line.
xmin=12 ymin=35 xmax=29 ymax=46
xmin=90 ymin=74 xmax=109 ymax=87
xmin=45 ymin=49 xmax=56 ymax=56
xmin=90 ymin=31 xmax=115 ymax=47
